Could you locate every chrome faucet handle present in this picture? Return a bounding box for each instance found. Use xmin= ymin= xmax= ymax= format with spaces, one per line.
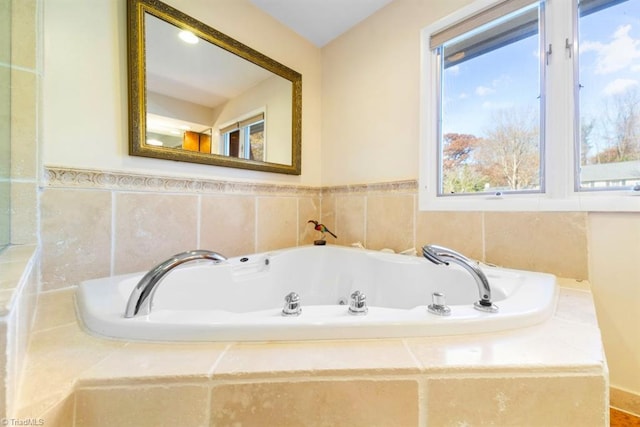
xmin=427 ymin=292 xmax=451 ymax=316
xmin=282 ymin=292 xmax=302 ymax=316
xmin=423 ymin=243 xmax=498 ymax=313
xmin=348 ymin=290 xmax=368 ymax=315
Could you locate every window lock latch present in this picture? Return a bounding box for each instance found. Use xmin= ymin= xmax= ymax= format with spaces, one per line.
xmin=565 ymin=38 xmax=573 ymax=58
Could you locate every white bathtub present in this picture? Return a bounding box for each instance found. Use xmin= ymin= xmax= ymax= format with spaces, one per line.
xmin=76 ymin=245 xmax=558 ymax=342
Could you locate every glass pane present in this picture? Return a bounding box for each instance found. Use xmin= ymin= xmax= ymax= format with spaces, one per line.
xmin=438 ymin=4 xmax=542 ymax=195
xmin=578 ymin=0 xmax=640 ymax=190
xmin=248 ymin=121 xmax=265 ymax=161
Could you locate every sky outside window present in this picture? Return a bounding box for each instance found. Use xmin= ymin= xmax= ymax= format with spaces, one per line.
xmin=439 ymin=4 xmax=541 ymax=195
xmin=579 ymin=0 xmax=640 ymax=189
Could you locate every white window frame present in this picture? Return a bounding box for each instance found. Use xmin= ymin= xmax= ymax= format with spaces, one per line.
xmin=419 ymin=0 xmax=640 ymax=211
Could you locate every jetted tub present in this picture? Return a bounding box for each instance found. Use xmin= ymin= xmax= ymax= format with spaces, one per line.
xmin=76 ymin=245 xmax=558 ymax=342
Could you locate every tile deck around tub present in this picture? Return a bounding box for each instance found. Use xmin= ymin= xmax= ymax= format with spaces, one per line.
xmin=16 ymin=279 xmax=609 ymax=426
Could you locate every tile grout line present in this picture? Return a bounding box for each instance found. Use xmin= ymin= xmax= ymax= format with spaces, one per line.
xmin=254 ymin=198 xmax=259 ymax=253
xmin=196 ymin=194 xmax=202 ymax=249
xmin=110 ymin=191 xmax=116 ymax=276
xmin=207 ymin=343 xmax=233 ymax=379
xmin=481 ymin=211 xmax=486 ymax=262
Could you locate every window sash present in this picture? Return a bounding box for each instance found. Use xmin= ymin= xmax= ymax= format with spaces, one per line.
xmin=579 ymin=0 xmax=629 ymax=17
xmin=434 ymin=2 xmax=544 ymax=196
xmin=219 ymin=113 xmax=265 ymax=135
xmin=430 ymin=0 xmax=537 ymax=51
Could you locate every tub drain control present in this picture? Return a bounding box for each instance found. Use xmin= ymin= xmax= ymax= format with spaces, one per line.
xmin=348 ymin=290 xmax=368 ymax=315
xmin=282 ymin=292 xmax=302 ymax=316
xmin=428 ymin=292 xmax=451 ymax=316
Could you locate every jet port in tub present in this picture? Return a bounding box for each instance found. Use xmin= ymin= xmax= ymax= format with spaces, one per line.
xmin=76 ymin=245 xmax=558 ymax=342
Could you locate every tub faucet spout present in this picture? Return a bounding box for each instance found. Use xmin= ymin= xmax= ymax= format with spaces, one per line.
xmin=124 ymin=249 xmax=227 ymax=318
xmin=422 ymin=244 xmax=498 ymax=313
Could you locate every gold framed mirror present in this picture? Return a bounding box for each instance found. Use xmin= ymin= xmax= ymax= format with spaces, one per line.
xmin=127 ymin=0 xmax=302 ymax=175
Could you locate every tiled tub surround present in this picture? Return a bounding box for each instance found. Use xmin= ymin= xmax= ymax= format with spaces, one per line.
xmin=18 ymin=279 xmax=607 ymax=426
xmin=41 ymin=167 xmax=321 ymax=291
xmin=42 ymin=166 xmax=589 ymax=294
xmin=0 ymin=245 xmax=39 ymax=419
xmin=39 ymin=166 xmax=629 ymax=421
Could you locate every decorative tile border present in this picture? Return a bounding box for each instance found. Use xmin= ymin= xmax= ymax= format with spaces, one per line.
xmin=44 ymin=166 xmax=319 ymax=197
xmin=322 ymin=180 xmax=417 ymax=195
xmin=44 ymin=166 xmax=418 ymax=197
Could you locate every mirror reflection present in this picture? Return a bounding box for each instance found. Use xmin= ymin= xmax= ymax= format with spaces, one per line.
xmin=128 ymin=0 xmax=302 ymax=174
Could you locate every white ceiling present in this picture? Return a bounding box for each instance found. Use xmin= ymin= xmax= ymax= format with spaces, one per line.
xmin=249 ymin=0 xmax=395 ymax=47
xmin=146 ymin=13 xmax=275 ymax=108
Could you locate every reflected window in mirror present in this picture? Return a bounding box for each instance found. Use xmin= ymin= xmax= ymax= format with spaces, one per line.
xmin=219 ymin=112 xmax=265 ymax=161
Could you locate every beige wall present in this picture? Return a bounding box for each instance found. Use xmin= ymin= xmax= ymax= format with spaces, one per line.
xmin=321 ymin=0 xmax=640 ymax=401
xmin=42 ymin=0 xmax=322 ymax=186
xmin=321 ymin=0 xmax=472 ymax=186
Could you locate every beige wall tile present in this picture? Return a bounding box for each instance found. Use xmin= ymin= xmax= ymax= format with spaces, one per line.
xmin=256 ymin=197 xmax=297 ymax=252
xmin=210 ymin=380 xmax=418 ymax=426
xmin=11 ymin=260 xmax=39 ymax=415
xmin=406 ymin=316 xmax=605 ymax=373
xmin=320 ymin=194 xmax=336 ymax=232
xmin=335 ymin=195 xmax=365 ymax=246
xmin=298 ymin=197 xmax=320 ymax=245
xmin=32 ymin=288 xmax=76 ymax=332
xmin=0 ymin=321 xmax=6 ymax=419
xmin=201 ymin=195 xmax=255 ymax=257
xmin=366 ymin=194 xmax=414 ymax=252
xmin=83 ymin=341 xmax=226 ymax=384
xmin=38 ymin=395 xmax=75 ymax=427
xmin=426 ymin=375 xmax=606 ymax=426
xmin=0 ymin=260 xmax=31 ymax=292
xmin=484 ymin=212 xmax=588 ymax=279
xmin=75 ymin=384 xmax=209 ymax=427
xmin=10 ymin=69 xmax=38 ymax=179
xmin=10 ymin=181 xmax=37 ymax=244
xmin=0 ymin=182 xmax=9 ymax=246
xmin=588 ymin=212 xmax=640 ymax=394
xmin=18 ymin=322 xmax=125 ymax=417
xmin=41 ymin=188 xmax=111 ymax=290
xmin=214 ymin=340 xmax=420 ymax=378
xmin=114 ymin=192 xmax=198 ymax=274
xmin=11 ymin=0 xmax=37 ymax=70
xmin=555 ymin=287 xmax=599 ymax=326
xmin=416 ymin=211 xmax=483 ymax=260
xmin=0 ymin=3 xmax=9 ymax=64
xmin=309 ymin=194 xmax=338 ymax=245
xmin=0 ymin=247 xmax=37 ymax=416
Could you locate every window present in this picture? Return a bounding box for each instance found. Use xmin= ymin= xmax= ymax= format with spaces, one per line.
xmin=219 ymin=113 xmax=266 ymax=161
xmin=577 ymin=0 xmax=640 ymax=190
xmin=420 ymin=0 xmax=640 ymax=211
